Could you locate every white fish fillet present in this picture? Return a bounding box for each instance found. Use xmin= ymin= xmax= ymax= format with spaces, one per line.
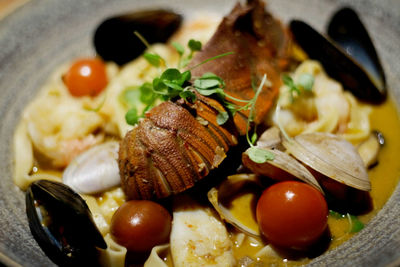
xmin=170 ymin=196 xmax=236 ymax=267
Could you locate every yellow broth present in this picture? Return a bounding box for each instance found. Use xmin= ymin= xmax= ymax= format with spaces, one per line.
xmin=229 ymin=98 xmax=400 ymax=265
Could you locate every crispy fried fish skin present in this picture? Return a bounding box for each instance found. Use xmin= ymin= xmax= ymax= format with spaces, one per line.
xmin=119 ymin=0 xmax=290 ymax=200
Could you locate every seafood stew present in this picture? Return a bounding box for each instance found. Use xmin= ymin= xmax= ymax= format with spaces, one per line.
xmin=5 ymin=0 xmax=396 ymax=265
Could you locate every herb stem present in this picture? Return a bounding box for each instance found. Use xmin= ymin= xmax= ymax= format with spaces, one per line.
xmin=224 ymin=94 xmax=252 ymax=103
xmin=246 ymin=74 xmax=267 ymax=147
xmin=188 ymin=52 xmax=234 ymax=71
xmin=134 ymin=31 xmax=151 ymax=49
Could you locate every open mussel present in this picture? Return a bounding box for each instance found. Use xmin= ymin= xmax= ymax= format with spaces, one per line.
xmin=327 ymin=8 xmax=386 ymax=95
xmin=94 ymin=10 xmax=182 ymax=65
xmin=26 ymin=180 xmax=106 ymax=266
xmin=290 ymin=7 xmax=386 ymax=104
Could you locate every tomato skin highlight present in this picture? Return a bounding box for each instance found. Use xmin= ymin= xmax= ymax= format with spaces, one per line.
xmin=63 ymin=58 xmax=108 ymax=97
xmin=256 ymin=181 xmax=328 ymax=249
xmin=110 ymin=200 xmax=172 ymax=252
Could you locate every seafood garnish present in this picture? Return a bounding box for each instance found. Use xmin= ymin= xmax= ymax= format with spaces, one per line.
xmin=208 ymin=174 xmax=262 ymax=237
xmin=170 ymin=195 xmax=236 ymax=267
xmin=63 ymin=141 xmax=120 ymax=194
xmin=94 ymin=10 xmax=182 ymax=65
xmin=242 ymin=147 xmax=323 ymax=193
xmin=327 ymin=8 xmax=386 ymax=96
xmin=118 ymin=0 xmax=291 ymax=200
xmin=290 ymin=19 xmax=386 ymax=103
xmin=282 ymin=132 xmax=370 ymax=191
xmin=26 ymin=180 xmax=106 ymax=266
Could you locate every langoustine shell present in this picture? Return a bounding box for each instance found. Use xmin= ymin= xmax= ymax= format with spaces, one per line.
xmin=118 ymin=0 xmax=291 ymax=200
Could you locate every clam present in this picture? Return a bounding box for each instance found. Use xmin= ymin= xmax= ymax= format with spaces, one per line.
xmin=255 ymin=126 xmax=282 ymax=149
xmin=208 ymin=174 xmax=262 ymax=238
xmin=242 ymin=126 xmax=322 ymax=192
xmin=282 ymin=132 xmax=370 ymax=191
xmin=243 ymin=127 xmax=370 ymax=193
xmin=94 ymin=10 xmax=182 ymax=65
xmin=26 ymin=180 xmax=107 ymax=266
xmin=63 ymin=141 xmax=120 ymax=195
xmin=290 ymin=8 xmax=386 ymax=104
xmin=242 ymin=148 xmax=323 ymax=193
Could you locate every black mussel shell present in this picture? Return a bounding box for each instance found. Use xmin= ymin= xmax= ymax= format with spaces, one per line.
xmin=94 ymin=9 xmax=182 ymax=65
xmin=26 ymin=180 xmax=106 ymax=266
xmin=327 ymin=7 xmax=386 ymax=97
xmin=290 ymin=19 xmax=386 ymax=104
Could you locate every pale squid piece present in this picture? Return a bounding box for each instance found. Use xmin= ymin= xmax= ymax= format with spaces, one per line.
xmin=170 ymin=195 xmax=236 ymax=267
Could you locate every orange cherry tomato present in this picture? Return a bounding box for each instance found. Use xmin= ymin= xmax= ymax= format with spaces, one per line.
xmin=63 ymin=58 xmax=108 ymax=97
xmin=110 ymin=200 xmax=172 ymax=252
xmin=256 ymin=181 xmax=328 ymax=249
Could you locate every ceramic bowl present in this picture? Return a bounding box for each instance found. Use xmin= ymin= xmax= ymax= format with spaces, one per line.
xmin=0 ymin=0 xmax=399 ymax=266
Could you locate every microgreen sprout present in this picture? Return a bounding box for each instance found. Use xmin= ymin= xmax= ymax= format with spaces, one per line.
xmin=282 ymin=73 xmax=314 ymax=101
xmin=244 ymin=74 xmax=275 ymax=164
xmin=173 ymin=39 xmax=203 ymax=68
xmin=124 ymin=33 xmax=276 ymax=165
xmin=134 ymin=31 xmax=166 ymax=69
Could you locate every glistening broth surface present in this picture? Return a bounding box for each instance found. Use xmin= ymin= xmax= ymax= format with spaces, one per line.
xmin=229 ymin=98 xmax=400 ymax=265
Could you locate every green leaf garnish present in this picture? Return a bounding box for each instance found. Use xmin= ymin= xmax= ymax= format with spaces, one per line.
xmin=122 ymin=87 xmax=141 ymax=107
xmin=173 ymin=39 xmax=203 ymax=68
xmin=152 ymin=77 xmax=169 ymax=95
xmin=282 ymin=73 xmax=314 ymax=101
xmin=127 ymin=34 xmax=239 ymax=129
xmin=348 ymin=214 xmax=364 ymax=233
xmin=179 ymin=90 xmax=196 ymax=103
xmin=161 ymin=68 xmax=182 ymax=82
xmin=188 ymin=39 xmax=202 ymax=52
xmin=172 ymin=42 xmax=185 ymax=56
xmin=194 ymin=78 xmax=221 ymax=89
xmin=143 ymin=53 xmax=163 ymax=67
xmin=180 ymin=70 xmax=192 ymax=84
xmin=251 ymin=131 xmax=258 ymax=145
xmin=125 ymin=107 xmax=140 ymax=125
xmin=247 ymin=147 xmax=275 ymax=163
xmin=139 ymin=83 xmax=156 ymax=105
xmin=329 ymin=210 xmax=365 ymax=233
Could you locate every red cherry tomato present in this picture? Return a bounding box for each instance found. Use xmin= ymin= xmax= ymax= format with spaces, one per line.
xmin=256 ymin=181 xmax=328 ymax=249
xmin=63 ymin=58 xmax=108 ymax=97
xmin=110 ymin=200 xmax=172 ymax=252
